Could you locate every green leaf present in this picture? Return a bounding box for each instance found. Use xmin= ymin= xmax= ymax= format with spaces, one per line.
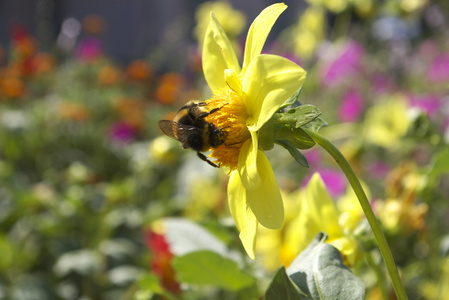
xmin=287 ymin=233 xmax=365 ymax=300
xmin=302 ymin=116 xmax=328 ymax=132
xmin=172 ymin=250 xmax=255 ymax=291
xmin=276 ymin=140 xmax=309 ymax=168
xmin=429 ymin=148 xmax=449 ymax=180
xmin=280 ymin=87 xmax=303 ymax=109
xmin=276 ymin=127 xmax=315 ymax=150
xmin=275 ymin=105 xmax=321 ymax=128
xmin=265 ymin=266 xmax=306 ymax=300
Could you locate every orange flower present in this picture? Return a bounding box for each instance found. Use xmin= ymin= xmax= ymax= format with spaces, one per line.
xmin=30 ymin=53 xmax=56 ymax=74
xmin=125 ymin=59 xmax=154 ymax=81
xmin=97 ymin=64 xmax=121 ymax=85
xmin=82 ymin=14 xmax=107 ymax=35
xmin=1 ymin=76 xmax=25 ymax=99
xmin=114 ymin=97 xmax=146 ymax=129
xmin=57 ymin=101 xmax=90 ymax=121
xmin=154 ymin=73 xmax=185 ymax=104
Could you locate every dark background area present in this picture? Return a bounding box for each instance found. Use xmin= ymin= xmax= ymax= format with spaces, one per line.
xmin=0 ymin=0 xmax=306 ymax=62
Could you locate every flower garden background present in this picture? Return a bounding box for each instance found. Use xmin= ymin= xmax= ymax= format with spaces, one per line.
xmin=1 ymin=0 xmax=449 ymax=299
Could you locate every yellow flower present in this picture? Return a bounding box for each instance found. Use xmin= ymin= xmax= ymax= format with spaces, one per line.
xmin=283 ymin=173 xmax=362 ymax=266
xmin=194 ymin=1 xmax=246 ymax=48
xmin=363 ymin=94 xmax=411 ymax=148
xmin=202 ymin=3 xmax=307 ymax=258
xmin=293 ymin=5 xmax=326 ymax=60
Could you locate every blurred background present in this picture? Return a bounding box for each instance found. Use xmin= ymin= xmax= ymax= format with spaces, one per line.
xmin=1 ymin=0 xmax=449 ymax=299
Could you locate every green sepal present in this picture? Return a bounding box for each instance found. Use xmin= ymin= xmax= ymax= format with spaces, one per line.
xmin=259 ymin=117 xmax=275 ymax=151
xmin=276 ymin=126 xmax=315 ymax=150
xmin=274 ymin=105 xmax=322 ymax=129
xmin=275 ymin=140 xmax=309 ymax=168
xmin=279 ymin=87 xmax=303 ymax=110
xmin=302 ymin=116 xmax=328 ymax=132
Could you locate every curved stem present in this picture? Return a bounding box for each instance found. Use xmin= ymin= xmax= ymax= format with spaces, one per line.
xmin=303 ymin=128 xmax=408 ymax=300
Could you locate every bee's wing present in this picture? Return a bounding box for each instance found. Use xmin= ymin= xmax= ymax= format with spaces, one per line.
xmin=158 ymin=120 xmax=201 ymax=144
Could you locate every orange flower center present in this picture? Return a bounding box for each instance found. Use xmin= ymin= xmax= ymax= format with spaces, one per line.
xmin=205 ymin=89 xmax=250 ymax=170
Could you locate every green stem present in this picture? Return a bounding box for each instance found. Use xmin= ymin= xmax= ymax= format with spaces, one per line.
xmin=303 ymin=128 xmax=408 ymax=300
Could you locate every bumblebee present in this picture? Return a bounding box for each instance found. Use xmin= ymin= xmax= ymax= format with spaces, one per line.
xmin=158 ymin=101 xmax=228 ymax=167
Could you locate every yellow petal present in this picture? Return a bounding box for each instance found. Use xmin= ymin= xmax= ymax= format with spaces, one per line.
xmin=224 ymin=68 xmax=242 ymax=95
xmin=242 ymin=3 xmax=287 ymax=72
xmin=243 ymin=54 xmax=307 ymax=130
xmin=239 ymin=203 xmax=258 ymax=259
xmin=203 ymin=12 xmax=241 ymax=92
xmin=227 ymin=170 xmax=258 ymax=259
xmin=238 ymin=131 xmax=261 ymax=190
xmin=227 ymin=170 xmax=246 ymax=231
xmin=246 ymin=151 xmax=284 ymax=230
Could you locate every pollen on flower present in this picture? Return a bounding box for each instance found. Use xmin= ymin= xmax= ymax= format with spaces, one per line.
xmin=205 ymin=89 xmax=250 ymax=170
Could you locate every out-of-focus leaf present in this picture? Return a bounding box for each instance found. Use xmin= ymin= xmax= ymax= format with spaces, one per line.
xmin=265 ymin=266 xmax=305 ymax=300
xmin=286 ymin=232 xmax=365 ymax=300
xmin=275 ymin=140 xmax=309 ymax=168
xmin=172 ymin=250 xmax=255 ymax=291
xmin=429 ymin=148 xmax=449 ymax=180
xmin=108 ymin=265 xmax=141 ymax=286
xmin=163 ymin=218 xmax=241 ymax=263
xmin=53 ymin=249 xmax=101 ymax=277
xmin=275 ymin=105 xmax=321 ymax=128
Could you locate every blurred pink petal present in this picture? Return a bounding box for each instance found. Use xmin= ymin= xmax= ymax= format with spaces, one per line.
xmin=338 ymin=90 xmax=364 ymax=122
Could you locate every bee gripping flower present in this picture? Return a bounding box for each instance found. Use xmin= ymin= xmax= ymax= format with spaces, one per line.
xmin=202 ymin=3 xmax=307 ymax=258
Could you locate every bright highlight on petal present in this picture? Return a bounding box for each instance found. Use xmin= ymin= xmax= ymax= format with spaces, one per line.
xmin=243 ymin=54 xmax=307 ymax=130
xmin=228 ymin=170 xmax=247 ymax=231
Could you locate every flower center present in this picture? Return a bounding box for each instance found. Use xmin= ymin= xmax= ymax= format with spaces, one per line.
xmin=205 ymin=89 xmax=250 ymax=170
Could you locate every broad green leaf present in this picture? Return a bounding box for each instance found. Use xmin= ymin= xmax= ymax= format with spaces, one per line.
xmin=275 ymin=140 xmax=309 ymax=168
xmin=265 ymin=266 xmax=306 ymax=300
xmin=274 ymin=105 xmax=321 ymax=128
xmin=172 ymin=250 xmax=255 ymax=291
xmin=286 ymin=233 xmax=365 ymax=300
xmin=276 ymin=127 xmax=315 ymax=149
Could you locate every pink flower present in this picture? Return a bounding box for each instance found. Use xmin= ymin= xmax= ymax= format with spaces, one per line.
xmin=408 ymin=94 xmax=441 ymax=117
xmin=108 ymin=122 xmax=136 ymax=143
xmin=75 ymin=37 xmax=103 ymax=62
xmin=338 ymin=90 xmax=364 ymax=122
xmin=427 ymin=54 xmax=449 ymax=83
xmin=321 ymin=42 xmax=364 ymax=87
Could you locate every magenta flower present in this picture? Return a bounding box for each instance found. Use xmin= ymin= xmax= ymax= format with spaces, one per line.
xmin=338 ymin=90 xmax=364 ymax=122
xmin=408 ymin=94 xmax=441 ymax=117
xmin=321 ymin=41 xmax=364 ymax=87
xmin=75 ymin=37 xmax=103 ymax=62
xmin=427 ymin=54 xmax=449 ymax=83
xmin=109 ymin=122 xmax=136 ymax=144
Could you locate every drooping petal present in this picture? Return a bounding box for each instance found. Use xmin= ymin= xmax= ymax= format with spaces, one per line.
xmin=246 ymin=150 xmax=284 ymax=230
xmin=242 ymin=3 xmax=287 ymax=72
xmin=243 ymin=54 xmax=307 ymax=130
xmin=203 ymin=12 xmax=241 ymax=92
xmin=239 ymin=204 xmax=258 ymax=259
xmin=227 ymin=170 xmax=247 ymax=231
xmin=238 ymin=131 xmax=261 ymax=190
xmin=227 ymin=170 xmax=258 ymax=259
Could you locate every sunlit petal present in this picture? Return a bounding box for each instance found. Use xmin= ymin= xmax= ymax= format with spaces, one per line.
xmin=239 ymin=205 xmax=258 ymax=259
xmin=238 ymin=131 xmax=261 ymax=190
xmin=227 ymin=170 xmax=246 ymax=231
xmin=203 ymin=12 xmax=241 ymax=92
xmin=243 ymin=54 xmax=306 ymax=130
xmin=242 ymin=3 xmax=287 ymax=72
xmin=246 ymin=151 xmax=284 ymax=229
xmin=225 ymin=69 xmax=242 ymax=95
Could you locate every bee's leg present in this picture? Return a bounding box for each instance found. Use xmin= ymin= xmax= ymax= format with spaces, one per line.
xmin=198 ymin=103 xmax=229 ymax=119
xmin=197 ymin=152 xmax=219 ymax=168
